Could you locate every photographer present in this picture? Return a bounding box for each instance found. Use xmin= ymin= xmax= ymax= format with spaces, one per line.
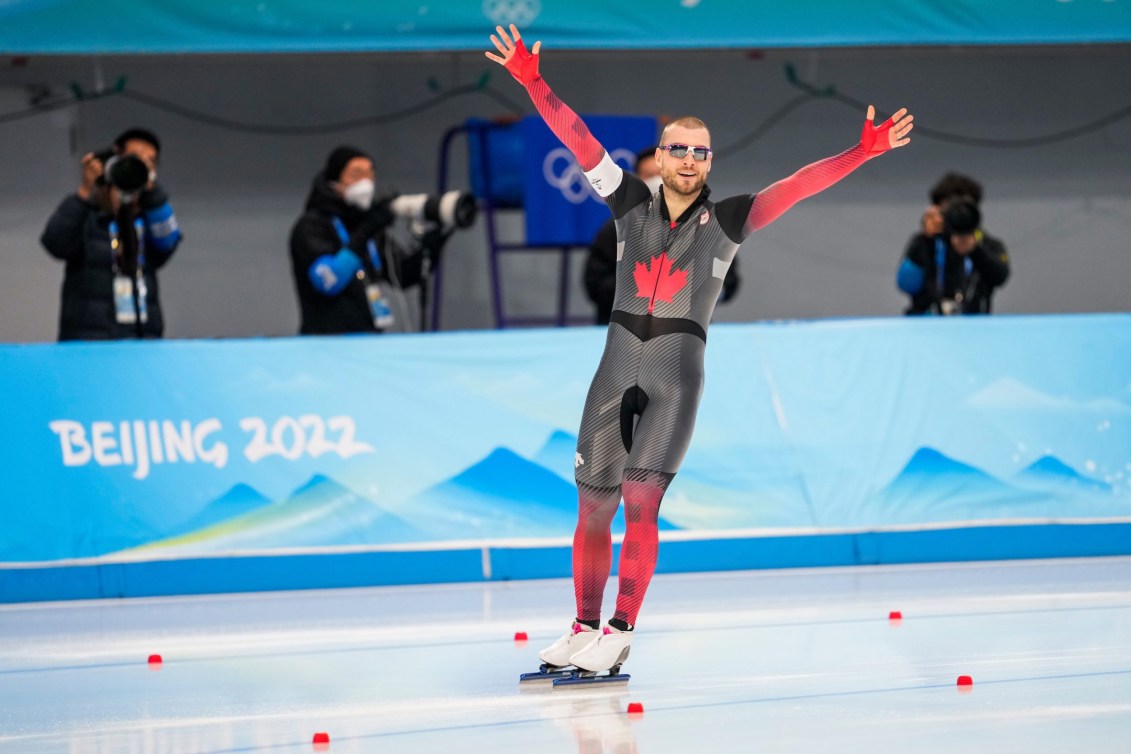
xmin=289 ymin=145 xmax=474 ymax=335
xmin=40 ymin=128 xmax=183 ymax=340
xmin=896 ymin=174 xmax=1010 ymax=315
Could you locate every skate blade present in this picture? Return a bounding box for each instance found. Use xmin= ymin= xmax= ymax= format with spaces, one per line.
xmin=519 ymin=665 xmax=574 ymax=684
xmin=552 ymin=670 xmax=630 ymax=689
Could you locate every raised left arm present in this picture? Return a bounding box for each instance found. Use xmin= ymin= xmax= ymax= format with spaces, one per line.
xmin=744 ymin=106 xmax=913 ymax=235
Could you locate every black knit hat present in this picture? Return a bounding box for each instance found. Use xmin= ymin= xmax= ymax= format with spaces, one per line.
xmin=324 ymin=145 xmax=371 ymax=182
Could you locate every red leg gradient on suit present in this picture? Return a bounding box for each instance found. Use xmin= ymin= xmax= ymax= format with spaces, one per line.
xmin=613 ymin=468 xmax=674 ymax=626
xmin=573 ymin=482 xmax=622 ymax=623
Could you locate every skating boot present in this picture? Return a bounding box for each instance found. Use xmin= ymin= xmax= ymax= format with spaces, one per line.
xmin=518 ymin=621 xmax=600 ymax=684
xmin=553 ymin=624 xmax=632 ymax=688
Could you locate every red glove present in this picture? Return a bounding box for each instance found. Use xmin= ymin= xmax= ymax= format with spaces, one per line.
xmin=487 ymin=25 xmax=541 ymax=86
xmin=505 ymin=38 xmax=540 ymax=85
xmin=860 ymin=105 xmax=912 ymax=157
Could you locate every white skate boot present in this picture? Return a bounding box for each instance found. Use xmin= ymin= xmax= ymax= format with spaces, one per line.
xmin=568 ymin=624 xmax=632 ymax=673
xmin=538 ymin=621 xmax=600 ymax=669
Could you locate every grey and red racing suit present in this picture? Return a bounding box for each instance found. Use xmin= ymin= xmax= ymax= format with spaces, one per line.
xmin=498 ymin=32 xmax=903 ymax=627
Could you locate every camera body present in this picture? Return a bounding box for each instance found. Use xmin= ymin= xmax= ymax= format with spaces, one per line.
xmin=93 ymin=148 xmax=153 ymax=199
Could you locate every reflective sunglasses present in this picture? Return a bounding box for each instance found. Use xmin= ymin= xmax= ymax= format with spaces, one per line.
xmin=660 ymin=143 xmax=712 ymax=161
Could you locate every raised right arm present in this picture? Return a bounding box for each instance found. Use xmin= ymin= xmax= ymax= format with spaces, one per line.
xmin=486 ymin=25 xmax=614 ymax=186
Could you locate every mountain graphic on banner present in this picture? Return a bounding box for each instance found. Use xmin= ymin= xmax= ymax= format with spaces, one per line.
xmin=405 ymin=447 xmax=582 ymax=539
xmin=532 ymin=429 xmax=580 ymax=483
xmin=132 ymin=474 xmax=427 ymax=553
xmin=868 ymin=447 xmax=1123 ymax=524
xmin=125 ymin=435 xmax=684 ymax=555
xmin=165 ymin=483 xmax=272 ymax=538
xmin=1014 ymin=456 xmax=1112 ymax=494
xmin=407 ymin=442 xmax=680 ymax=539
xmin=871 ymin=447 xmax=1051 ymax=523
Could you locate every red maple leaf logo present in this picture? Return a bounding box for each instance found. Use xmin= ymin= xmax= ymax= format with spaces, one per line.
xmin=634 ymin=252 xmax=688 ymax=313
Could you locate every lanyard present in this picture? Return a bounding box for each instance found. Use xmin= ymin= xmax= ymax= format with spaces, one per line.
xmin=108 ymin=217 xmax=147 ymax=275
xmin=934 ymin=236 xmax=973 ymax=292
xmin=331 ymin=216 xmax=382 ymax=273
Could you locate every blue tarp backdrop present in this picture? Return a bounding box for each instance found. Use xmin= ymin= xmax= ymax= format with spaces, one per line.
xmin=522 ymin=115 xmax=657 ymax=246
xmin=1 ymin=315 xmax=1129 ymax=601
xmin=1 ymin=0 xmax=1130 ymax=53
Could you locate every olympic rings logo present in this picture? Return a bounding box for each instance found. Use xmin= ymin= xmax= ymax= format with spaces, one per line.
xmin=542 ymin=147 xmax=636 ymax=205
xmin=482 ymin=0 xmax=542 ymax=27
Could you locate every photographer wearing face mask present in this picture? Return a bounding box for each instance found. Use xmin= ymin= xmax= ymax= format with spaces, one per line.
xmin=39 ymin=128 xmax=183 ymax=340
xmin=290 ymin=145 xmax=477 ymax=335
xmin=896 ymin=173 xmax=1010 ymax=316
xmin=584 ymin=146 xmax=740 ymax=325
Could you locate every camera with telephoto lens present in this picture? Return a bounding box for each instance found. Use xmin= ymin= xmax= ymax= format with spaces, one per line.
xmin=93 ymin=148 xmax=152 ymax=198
xmin=389 ymin=191 xmax=477 ymax=234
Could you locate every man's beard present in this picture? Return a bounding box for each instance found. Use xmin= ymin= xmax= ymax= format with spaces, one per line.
xmin=662 ymin=171 xmax=706 ymax=197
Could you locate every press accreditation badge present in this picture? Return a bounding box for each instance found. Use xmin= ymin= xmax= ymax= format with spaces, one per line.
xmin=113 ymin=275 xmax=149 ymax=325
xmin=365 ymin=283 xmax=394 ymax=330
xmin=113 ymin=275 xmax=136 ymax=324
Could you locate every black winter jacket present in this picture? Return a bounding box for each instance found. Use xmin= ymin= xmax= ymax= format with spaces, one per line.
xmin=899 ymin=230 xmax=1010 ymax=315
xmin=40 ymin=187 xmax=181 ymax=341
xmin=289 ymin=176 xmax=426 ymax=335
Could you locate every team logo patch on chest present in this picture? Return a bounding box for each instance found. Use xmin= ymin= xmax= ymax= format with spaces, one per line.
xmin=634 ymin=252 xmax=688 ymax=313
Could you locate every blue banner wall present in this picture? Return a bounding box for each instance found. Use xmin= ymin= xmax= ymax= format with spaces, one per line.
xmin=522 ymin=115 xmax=658 ymax=246
xmin=1 ymin=315 xmax=1130 ymax=600
xmin=2 ymin=0 xmax=1130 ymax=53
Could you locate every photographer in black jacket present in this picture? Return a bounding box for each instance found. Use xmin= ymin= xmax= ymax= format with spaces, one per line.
xmin=896 ymin=174 xmax=1010 ymax=315
xmin=290 ymin=146 xmax=475 ymax=335
xmin=40 ymin=128 xmax=183 ymax=340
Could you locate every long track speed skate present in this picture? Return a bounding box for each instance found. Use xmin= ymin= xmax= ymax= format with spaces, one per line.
xmin=519 ymin=622 xmax=632 ymax=687
xmin=518 ymin=663 xmax=576 ymax=684
xmin=552 ymin=624 xmax=633 ymax=687
xmin=519 ymin=662 xmax=631 ymax=687
xmin=551 ymin=663 xmax=630 ymax=688
xmin=519 ymin=621 xmax=600 ymax=684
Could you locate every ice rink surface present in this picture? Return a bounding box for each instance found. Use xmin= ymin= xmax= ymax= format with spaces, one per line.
xmin=3 ymin=557 xmax=1131 ymax=753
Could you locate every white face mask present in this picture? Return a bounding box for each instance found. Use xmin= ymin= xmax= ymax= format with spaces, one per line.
xmin=342 ymin=178 xmax=375 ymax=210
xmin=644 ymin=176 xmax=663 ymax=194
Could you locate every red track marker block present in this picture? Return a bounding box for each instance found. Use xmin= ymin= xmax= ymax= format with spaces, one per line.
xmin=147 ymin=654 xmax=163 ymax=665
xmin=626 ymin=702 xmax=644 ymax=715
xmin=957 ymin=675 xmax=973 ymax=687
xmin=888 ymin=611 xmax=903 ymax=621
xmin=312 ymin=731 xmax=330 ymax=745
xmin=514 ymin=631 xmax=528 ymax=642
